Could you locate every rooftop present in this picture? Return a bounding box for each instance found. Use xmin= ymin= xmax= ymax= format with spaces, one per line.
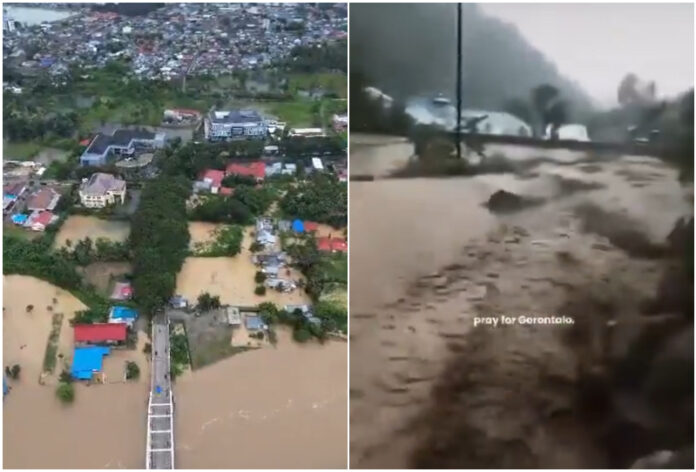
xmin=71 ymin=346 xmax=111 ymax=380
xmin=81 ymin=173 xmax=126 ymax=196
xmin=74 ymin=323 xmax=127 ymax=343
xmin=210 ymin=109 xmax=263 ymax=124
xmin=226 ymin=161 xmax=265 ymax=180
xmin=85 ymin=129 xmax=157 ymax=155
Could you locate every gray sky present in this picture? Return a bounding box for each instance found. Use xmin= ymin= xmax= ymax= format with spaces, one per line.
xmin=480 ymin=3 xmax=694 ymax=108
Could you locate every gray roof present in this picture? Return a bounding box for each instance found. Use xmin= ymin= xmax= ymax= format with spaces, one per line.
xmin=86 ymin=129 xmax=157 ymax=155
xmin=81 ymin=173 xmax=126 ymax=195
xmin=210 ymin=109 xmax=263 ymax=124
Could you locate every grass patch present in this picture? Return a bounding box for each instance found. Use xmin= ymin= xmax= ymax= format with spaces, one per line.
xmin=186 ymin=324 xmax=252 ymax=370
xmin=3 ymin=224 xmax=38 ymax=241
xmin=42 ymin=312 xmax=64 ymax=373
xmin=3 ymin=140 xmax=43 ymax=160
xmin=287 ymin=73 xmax=347 ymax=98
xmin=267 ymin=100 xmax=316 ymax=127
xmin=191 ymin=225 xmax=243 ymax=257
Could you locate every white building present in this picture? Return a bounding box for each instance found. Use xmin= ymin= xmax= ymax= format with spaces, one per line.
xmin=204 ymin=110 xmax=267 ymax=141
xmin=79 ymin=173 xmax=127 ymax=208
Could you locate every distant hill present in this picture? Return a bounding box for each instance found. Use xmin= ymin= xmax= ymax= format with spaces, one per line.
xmin=350 ymin=4 xmax=594 ymax=118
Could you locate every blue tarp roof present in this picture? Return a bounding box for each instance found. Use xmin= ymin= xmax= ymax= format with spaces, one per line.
xmin=292 ymin=219 xmax=304 ymax=233
xmin=11 ymin=214 xmax=28 ymax=224
xmin=71 ymin=346 xmax=110 ymax=380
xmin=110 ymin=306 xmax=137 ymax=321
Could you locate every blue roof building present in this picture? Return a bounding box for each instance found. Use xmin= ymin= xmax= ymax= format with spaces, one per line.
xmin=108 ymin=306 xmax=138 ymax=326
xmin=11 ymin=214 xmax=28 ymax=225
xmin=71 ymin=346 xmax=110 ymax=380
xmin=292 ymin=219 xmax=304 ymax=233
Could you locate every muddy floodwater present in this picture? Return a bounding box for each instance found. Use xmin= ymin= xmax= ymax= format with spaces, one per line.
xmin=54 ymin=216 xmax=131 ymax=249
xmin=176 ymin=328 xmax=347 ymax=468
xmin=3 ymin=275 xmax=148 ymax=469
xmin=179 ymin=223 xmax=310 ymax=306
xmin=349 ymin=134 xmax=693 ymax=468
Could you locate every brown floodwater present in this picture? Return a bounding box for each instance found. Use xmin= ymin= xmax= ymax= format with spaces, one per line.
xmin=175 ymin=328 xmax=347 ymax=469
xmin=178 ymin=225 xmax=310 ymax=306
xmin=349 ymin=134 xmax=693 ymax=468
xmin=3 ymin=275 xmax=148 ymax=469
xmin=54 ymin=216 xmax=131 ymax=249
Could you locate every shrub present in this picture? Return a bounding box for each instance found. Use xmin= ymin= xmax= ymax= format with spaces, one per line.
xmin=254 ymin=271 xmax=267 ymax=283
xmin=10 ymin=364 xmax=21 ymax=380
xmin=293 ymin=327 xmax=312 ymax=343
xmin=143 ymin=343 xmax=152 ymax=354
xmin=59 ymin=370 xmax=72 ymax=384
xmin=255 ymin=285 xmax=266 ymax=296
xmin=250 ymin=241 xmax=264 ymax=253
xmin=56 ymin=382 xmax=75 ymax=403
xmin=126 ymin=361 xmax=140 ymax=380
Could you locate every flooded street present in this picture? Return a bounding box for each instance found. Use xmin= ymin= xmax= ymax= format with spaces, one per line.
xmin=3 ymin=275 xmax=147 ymax=469
xmin=175 ymin=328 xmax=347 ymax=469
xmin=54 ymin=216 xmax=130 ymax=249
xmin=349 ymin=134 xmax=693 ymax=468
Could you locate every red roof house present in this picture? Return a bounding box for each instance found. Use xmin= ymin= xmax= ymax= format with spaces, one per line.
xmin=304 ymin=221 xmax=319 ymax=232
xmin=74 ymin=323 xmax=127 ymax=344
xmin=199 ymin=169 xmax=225 ymax=188
xmin=317 ymin=237 xmax=347 ymax=253
xmin=219 ymin=187 xmax=234 ymax=196
xmin=226 ymin=161 xmax=266 ymax=181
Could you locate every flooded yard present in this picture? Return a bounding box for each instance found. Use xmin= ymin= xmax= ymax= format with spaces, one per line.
xmin=54 ymin=216 xmax=130 ymax=249
xmin=177 ymin=226 xmax=310 ymax=306
xmin=3 ymin=275 xmax=147 ymax=469
xmin=175 ymin=328 xmax=347 ymax=469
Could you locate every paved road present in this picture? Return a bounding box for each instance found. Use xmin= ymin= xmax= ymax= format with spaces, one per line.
xmin=146 ymin=314 xmax=174 ymax=469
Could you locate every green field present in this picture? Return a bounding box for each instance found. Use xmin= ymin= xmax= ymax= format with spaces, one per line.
xmin=3 ymin=140 xmax=43 ymax=161
xmin=287 ymin=73 xmax=347 ymax=98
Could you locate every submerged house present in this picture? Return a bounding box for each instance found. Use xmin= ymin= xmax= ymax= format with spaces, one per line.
xmin=71 ymin=346 xmax=111 ymax=380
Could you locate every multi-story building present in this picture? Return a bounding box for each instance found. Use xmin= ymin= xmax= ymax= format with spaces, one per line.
xmin=204 ymin=110 xmax=267 ymax=141
xmin=79 ymin=173 xmax=127 ymax=208
xmin=80 ymin=129 xmax=166 ymax=166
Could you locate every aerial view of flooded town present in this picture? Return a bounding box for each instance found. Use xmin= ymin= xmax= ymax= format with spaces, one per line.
xmin=3 ymin=2 xmax=347 ymax=469
xmin=350 ymin=3 xmax=693 ymax=470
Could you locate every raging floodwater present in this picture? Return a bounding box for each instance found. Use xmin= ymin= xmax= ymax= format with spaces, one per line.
xmin=176 ymin=328 xmax=347 ymax=468
xmin=3 ymin=275 xmax=148 ymax=469
xmin=349 ymin=134 xmax=693 ymax=468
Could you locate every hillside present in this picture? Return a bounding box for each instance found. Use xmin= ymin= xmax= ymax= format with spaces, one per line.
xmin=350 ymin=4 xmax=593 ymax=117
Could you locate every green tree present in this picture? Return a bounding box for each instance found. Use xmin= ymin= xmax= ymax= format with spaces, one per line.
xmin=56 ymin=382 xmax=75 ymax=403
xmin=197 ymin=292 xmax=221 ymax=311
xmin=126 ymin=361 xmax=140 ymax=380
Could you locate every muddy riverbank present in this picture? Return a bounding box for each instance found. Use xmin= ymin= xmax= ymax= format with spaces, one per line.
xmin=349 ymin=134 xmax=693 ymax=468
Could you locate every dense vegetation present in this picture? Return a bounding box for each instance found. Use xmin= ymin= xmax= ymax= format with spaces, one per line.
xmin=280 ymin=173 xmax=347 ymax=227
xmin=130 ymin=177 xmax=191 ymax=316
xmin=258 ymin=299 xmax=347 ymax=343
xmin=4 ymin=235 xmax=83 ymax=290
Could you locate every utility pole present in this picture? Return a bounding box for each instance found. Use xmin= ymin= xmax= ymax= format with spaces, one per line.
xmin=456 ymin=2 xmax=463 ymax=159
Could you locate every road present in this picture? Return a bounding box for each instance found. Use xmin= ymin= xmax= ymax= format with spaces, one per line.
xmin=146 ymin=314 xmax=174 ymax=469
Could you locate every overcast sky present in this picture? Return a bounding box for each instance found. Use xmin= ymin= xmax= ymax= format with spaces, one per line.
xmin=480 ymin=3 xmax=694 ymax=108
